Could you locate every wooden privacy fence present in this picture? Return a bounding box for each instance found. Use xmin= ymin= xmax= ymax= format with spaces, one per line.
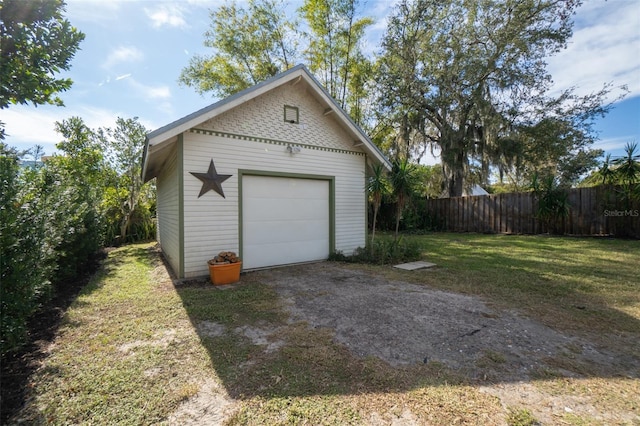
xmin=423 ymin=185 xmax=640 ymax=238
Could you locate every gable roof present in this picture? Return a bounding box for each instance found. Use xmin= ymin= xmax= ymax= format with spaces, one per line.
xmin=141 ymin=64 xmax=390 ymax=182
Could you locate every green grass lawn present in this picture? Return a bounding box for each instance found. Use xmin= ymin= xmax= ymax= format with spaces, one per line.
xmin=11 ymin=235 xmax=639 ymax=425
xmin=378 ymin=233 xmax=640 ymax=339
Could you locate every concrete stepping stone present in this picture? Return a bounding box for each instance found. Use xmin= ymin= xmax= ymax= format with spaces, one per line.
xmin=393 ymin=261 xmax=436 ymax=270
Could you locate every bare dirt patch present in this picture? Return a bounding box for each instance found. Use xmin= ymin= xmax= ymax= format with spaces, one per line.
xmin=117 ymin=329 xmax=177 ymax=356
xmin=252 ymin=263 xmax=619 ymax=376
xmin=168 ymin=378 xmax=237 ymax=425
xmin=243 ymin=262 xmax=639 ymax=423
xmin=235 ymin=325 xmax=285 ymax=353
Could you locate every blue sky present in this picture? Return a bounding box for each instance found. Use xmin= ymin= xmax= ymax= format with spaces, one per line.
xmin=3 ymin=0 xmax=639 ymax=165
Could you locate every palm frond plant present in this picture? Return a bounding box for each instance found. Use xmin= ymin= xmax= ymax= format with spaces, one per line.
xmin=531 ymin=173 xmax=571 ymax=235
xmin=612 ymin=142 xmax=640 ymax=208
xmin=390 ymin=158 xmax=418 ymax=239
xmin=366 ymin=163 xmax=389 ymax=250
xmin=596 ymin=153 xmax=616 ymax=185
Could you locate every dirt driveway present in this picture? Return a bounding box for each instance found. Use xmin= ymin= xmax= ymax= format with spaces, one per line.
xmin=249 ymin=262 xmax=628 ymax=380
xmin=210 ymin=261 xmax=638 ymax=424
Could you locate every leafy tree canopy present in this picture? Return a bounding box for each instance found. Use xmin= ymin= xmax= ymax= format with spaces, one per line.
xmin=179 ymin=0 xmax=297 ymax=98
xmin=98 ymin=117 xmax=150 ymax=241
xmin=180 ymin=0 xmax=625 ymax=197
xmin=375 ymin=0 xmax=625 ymax=196
xmin=0 ymin=0 xmax=85 ymax=109
xmin=299 ymin=0 xmax=373 ymax=110
xmin=179 ymin=0 xmax=374 ymax=126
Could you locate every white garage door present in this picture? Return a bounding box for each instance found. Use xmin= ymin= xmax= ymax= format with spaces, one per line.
xmin=242 ymin=175 xmax=330 ymax=269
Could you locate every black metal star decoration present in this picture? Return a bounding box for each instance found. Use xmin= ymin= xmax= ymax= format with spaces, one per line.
xmin=190 ymin=159 xmax=232 ymax=198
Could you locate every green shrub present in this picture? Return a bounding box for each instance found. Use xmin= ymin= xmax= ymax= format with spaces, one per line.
xmin=330 ymin=237 xmax=422 ymax=265
xmin=0 ymin=150 xmax=53 ymax=354
xmin=1 ymin=115 xmax=156 ymax=354
xmin=1 ymin=145 xmax=106 ymax=355
xmin=40 ymin=163 xmax=103 ymax=283
xmin=531 ymin=174 xmax=570 ymax=235
xmin=127 ymin=203 xmax=156 ymax=243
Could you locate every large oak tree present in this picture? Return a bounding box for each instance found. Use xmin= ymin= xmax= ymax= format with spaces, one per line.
xmin=375 ymin=0 xmax=621 ymax=196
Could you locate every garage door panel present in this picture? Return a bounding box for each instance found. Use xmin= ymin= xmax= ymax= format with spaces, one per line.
xmin=243 ymin=175 xmax=330 ymax=269
xmin=244 ymin=240 xmax=328 ymax=265
xmin=244 ymin=198 xmax=327 ymax=221
xmin=244 ymin=178 xmax=321 ymax=196
xmin=244 ymin=220 xmax=328 ymax=244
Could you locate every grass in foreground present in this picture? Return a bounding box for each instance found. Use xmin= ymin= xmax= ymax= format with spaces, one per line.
xmin=12 ymin=244 xmax=214 ymax=424
xmin=11 ymin=235 xmax=640 ymax=425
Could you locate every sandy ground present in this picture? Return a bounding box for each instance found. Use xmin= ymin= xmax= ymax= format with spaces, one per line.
xmin=171 ymin=261 xmax=639 ymax=425
xmin=259 ymin=263 xmax=580 ymax=374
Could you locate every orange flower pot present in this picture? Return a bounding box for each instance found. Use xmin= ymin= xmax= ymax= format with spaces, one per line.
xmin=208 ymin=261 xmax=242 ymax=285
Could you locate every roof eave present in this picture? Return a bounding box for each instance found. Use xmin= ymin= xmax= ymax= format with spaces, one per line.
xmin=146 ymin=65 xmax=308 ymax=148
xmin=142 ymin=64 xmax=391 ymax=179
xmin=297 ymin=67 xmax=391 ymax=170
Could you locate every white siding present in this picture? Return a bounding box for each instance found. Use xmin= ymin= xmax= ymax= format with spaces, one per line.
xmin=200 ymin=83 xmax=353 ymax=152
xmin=179 ymin=83 xmax=367 ymax=278
xmin=156 ymin=145 xmax=180 ymax=276
xmin=182 ymin=133 xmax=366 ymax=277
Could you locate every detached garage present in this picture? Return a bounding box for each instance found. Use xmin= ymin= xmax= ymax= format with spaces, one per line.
xmin=141 ymin=65 xmax=390 ymax=279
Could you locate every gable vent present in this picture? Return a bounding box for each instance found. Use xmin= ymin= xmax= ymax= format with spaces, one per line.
xmin=284 ymin=105 xmax=299 ymax=124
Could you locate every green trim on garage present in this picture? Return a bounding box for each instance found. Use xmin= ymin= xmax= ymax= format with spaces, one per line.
xmin=238 ymin=169 xmax=335 ymax=268
xmin=177 ymin=134 xmax=185 ymax=279
xmin=190 ymin=128 xmax=364 ymax=157
xmin=365 ymin=156 xmax=369 ymax=244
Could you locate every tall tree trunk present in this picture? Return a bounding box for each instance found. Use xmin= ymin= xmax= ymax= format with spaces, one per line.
xmin=447 ymin=163 xmax=464 ymax=197
xmin=441 ymin=134 xmax=466 ymax=197
xmin=370 ymin=202 xmax=379 ymax=250
xmin=394 ymin=193 xmax=404 ymax=239
xmin=120 ymin=214 xmax=130 ymax=241
xmin=340 ymin=0 xmax=355 ymax=108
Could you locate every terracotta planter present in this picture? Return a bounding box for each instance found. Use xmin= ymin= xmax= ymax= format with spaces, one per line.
xmin=208 ymin=261 xmax=242 ymax=285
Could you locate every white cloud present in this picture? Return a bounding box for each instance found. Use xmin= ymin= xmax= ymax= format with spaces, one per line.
xmin=185 ymin=0 xmax=224 ymax=5
xmin=66 ymin=0 xmax=121 ymax=25
xmin=128 ymin=78 xmax=172 ymax=101
xmin=116 ymin=73 xmax=132 ymax=81
xmin=80 ymin=106 xmax=124 ymax=130
xmin=546 ymin=1 xmax=640 ymax=100
xmin=147 ymin=86 xmax=172 ymax=100
xmin=3 ymin=108 xmax=66 ymax=150
xmin=103 ymin=46 xmax=144 ymax=69
xmin=155 ymin=101 xmax=176 ymax=118
xmin=98 ymin=76 xmax=111 ymax=87
xmin=145 ymin=4 xmax=187 ymax=29
xmin=2 ymin=105 xmax=121 ymax=152
xmin=594 ymin=136 xmax=637 ymax=154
